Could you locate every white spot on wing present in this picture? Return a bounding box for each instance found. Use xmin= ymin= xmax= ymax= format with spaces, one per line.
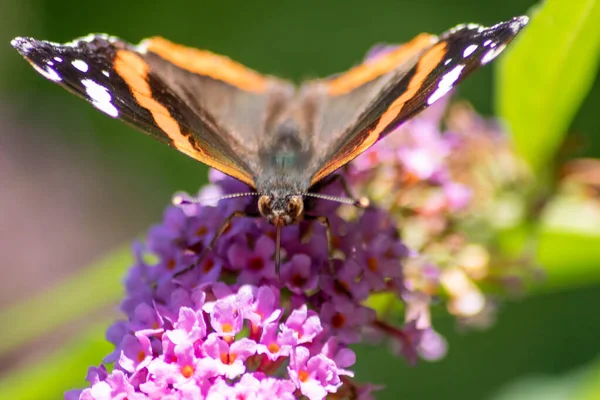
xmin=80 ymin=34 xmax=97 ymax=43
xmin=64 ymin=34 xmax=119 ymax=47
xmin=11 ymin=37 xmax=33 ymax=53
xmin=137 ymin=39 xmax=150 ymax=54
xmin=81 ymin=78 xmax=119 ymax=117
xmin=54 ymin=56 xmax=63 ymax=62
xmin=102 ymin=70 xmax=110 ymax=77
xmin=483 ymin=39 xmax=492 ymax=47
xmin=71 ymin=59 xmax=89 ymax=72
xmin=439 ymin=64 xmax=464 ymax=88
xmin=463 ymin=44 xmax=478 ymax=58
xmin=511 ymin=16 xmax=529 ymax=32
xmin=480 ymin=44 xmax=506 ymax=65
xmin=31 ymin=63 xmax=62 ymax=82
xmin=64 ymin=34 xmax=95 ymax=46
xmin=449 ymin=23 xmax=485 ymax=35
xmin=444 ymin=58 xmax=452 ymax=66
xmin=427 ymin=64 xmax=465 ymax=105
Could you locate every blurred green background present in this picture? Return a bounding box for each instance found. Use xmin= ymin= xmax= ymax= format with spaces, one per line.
xmin=1 ymin=0 xmax=599 ymax=399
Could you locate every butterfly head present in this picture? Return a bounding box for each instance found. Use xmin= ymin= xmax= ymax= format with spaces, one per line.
xmin=258 ymin=193 xmax=304 ymax=226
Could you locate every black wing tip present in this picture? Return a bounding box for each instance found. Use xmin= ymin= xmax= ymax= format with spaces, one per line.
xmin=490 ymin=15 xmax=529 ymax=43
xmin=491 ymin=15 xmax=529 ymax=35
xmin=444 ymin=15 xmax=529 ymax=39
xmin=11 ymin=34 xmax=123 ymax=55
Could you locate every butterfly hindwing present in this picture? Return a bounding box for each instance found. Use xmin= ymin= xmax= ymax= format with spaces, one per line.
xmin=306 ymin=16 xmax=528 ymax=185
xmin=11 ymin=35 xmax=295 ymax=187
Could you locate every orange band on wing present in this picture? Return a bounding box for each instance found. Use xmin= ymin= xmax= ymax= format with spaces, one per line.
xmin=311 ymin=41 xmax=447 ymax=185
xmin=370 ymin=41 xmax=447 ymax=137
xmin=115 ymin=51 xmax=187 ymax=142
xmin=142 ymin=37 xmax=268 ymax=93
xmin=325 ymin=33 xmax=437 ymax=96
xmin=114 ymin=49 xmax=255 ymax=187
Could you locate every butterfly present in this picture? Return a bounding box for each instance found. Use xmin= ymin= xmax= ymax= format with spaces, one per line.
xmin=11 ymin=15 xmax=528 ymax=272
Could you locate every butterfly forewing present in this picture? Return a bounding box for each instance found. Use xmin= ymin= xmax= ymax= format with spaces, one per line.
xmin=298 ymin=33 xmax=437 ymax=186
xmin=307 ymin=16 xmax=528 ymax=185
xmin=10 ymin=35 xmax=293 ymax=188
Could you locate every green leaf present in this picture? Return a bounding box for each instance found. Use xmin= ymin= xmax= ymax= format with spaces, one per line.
xmin=489 ymin=355 xmax=600 ymax=400
xmin=578 ymin=356 xmax=600 ymax=400
xmin=0 ymin=246 xmax=131 ymax=357
xmin=496 ymin=0 xmax=600 ymax=173
xmin=536 ymin=195 xmax=600 ymax=291
xmin=538 ymin=229 xmax=600 ymax=291
xmin=490 ymin=367 xmax=589 ymax=400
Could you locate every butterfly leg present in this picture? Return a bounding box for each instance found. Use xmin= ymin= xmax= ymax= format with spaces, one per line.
xmin=174 ymin=210 xmax=258 ymax=278
xmin=305 ymin=214 xmax=335 ymax=273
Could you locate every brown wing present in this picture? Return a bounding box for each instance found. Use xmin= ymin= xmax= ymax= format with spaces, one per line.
xmin=11 ymin=35 xmax=295 ymax=187
xmin=303 ymin=16 xmax=528 ymax=186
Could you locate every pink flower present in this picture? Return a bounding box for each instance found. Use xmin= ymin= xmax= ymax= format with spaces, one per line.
xmin=255 ymin=322 xmax=294 ymax=361
xmin=79 ymin=370 xmax=146 ymax=400
xmin=164 ymin=307 xmax=206 ymax=347
xmin=202 ymin=334 xmax=257 ymax=379
xmin=242 ymin=285 xmax=282 ymax=333
xmin=209 ymin=297 xmax=243 ymax=340
xmin=288 ymin=346 xmax=346 ymax=400
xmin=118 ymin=332 xmax=154 ymax=374
xmin=282 ymin=305 xmax=323 ymax=345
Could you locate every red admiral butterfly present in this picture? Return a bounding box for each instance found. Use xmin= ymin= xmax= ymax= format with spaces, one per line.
xmin=11 ymin=16 xmax=528 ymax=273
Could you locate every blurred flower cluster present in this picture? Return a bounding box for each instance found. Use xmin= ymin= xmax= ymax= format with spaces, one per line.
xmin=66 ymin=83 xmax=544 ymax=399
xmin=350 ymin=99 xmax=538 ymax=329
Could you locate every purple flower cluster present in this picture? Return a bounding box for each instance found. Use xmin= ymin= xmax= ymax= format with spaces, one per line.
xmin=67 ymin=167 xmax=442 ymax=399
xmin=66 ymin=50 xmax=531 ymax=399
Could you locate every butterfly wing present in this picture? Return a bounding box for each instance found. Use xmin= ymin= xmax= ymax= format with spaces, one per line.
xmin=305 ymin=16 xmax=528 ymax=185
xmin=11 ymin=35 xmax=295 ymax=188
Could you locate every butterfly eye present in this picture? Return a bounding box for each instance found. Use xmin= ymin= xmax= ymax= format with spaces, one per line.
xmin=257 ymin=195 xmax=272 ymax=217
xmin=287 ymin=195 xmax=304 ymax=218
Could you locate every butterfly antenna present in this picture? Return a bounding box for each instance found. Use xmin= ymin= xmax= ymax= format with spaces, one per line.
xmin=304 ymin=192 xmax=370 ymax=208
xmin=173 ymin=192 xmax=259 ymax=206
xmin=275 ymin=225 xmax=282 ymax=279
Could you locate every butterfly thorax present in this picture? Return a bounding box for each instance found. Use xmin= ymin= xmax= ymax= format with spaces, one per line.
xmin=254 ymin=113 xmax=314 ymax=226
